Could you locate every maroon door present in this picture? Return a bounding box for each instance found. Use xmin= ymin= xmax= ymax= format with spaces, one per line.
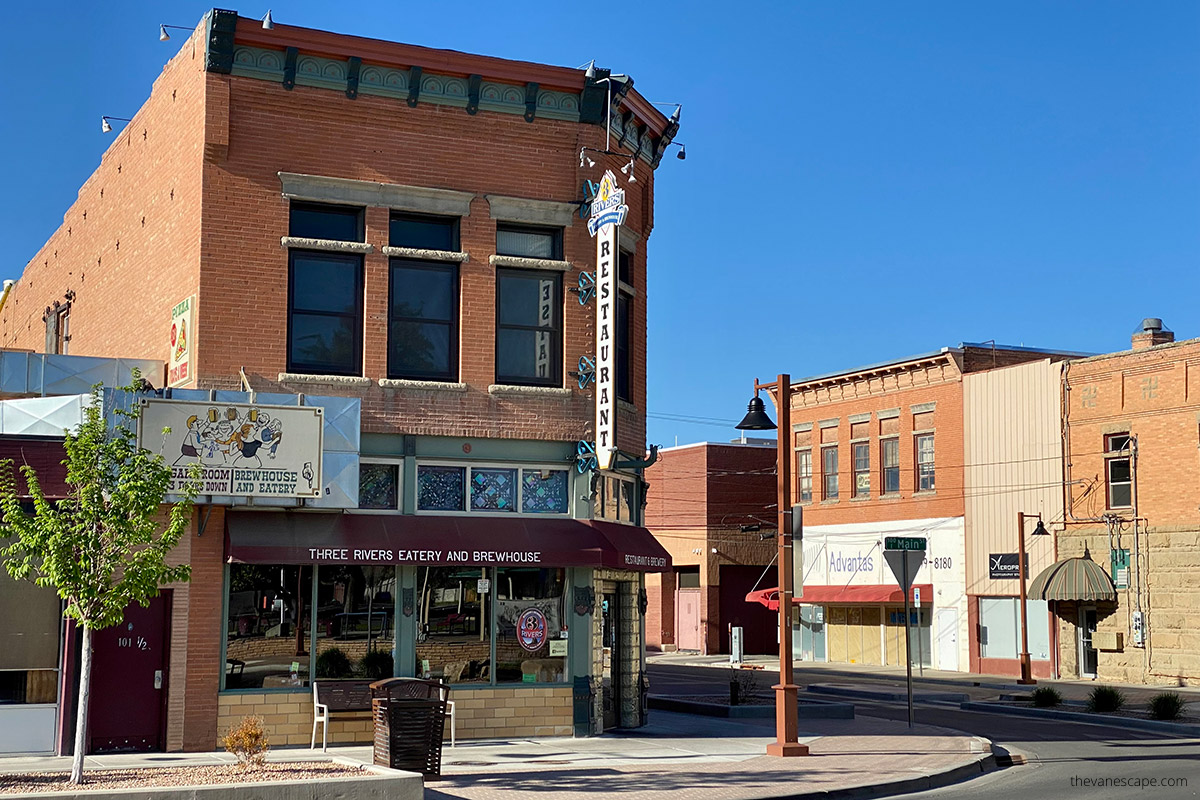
xmin=718 ymin=565 xmax=777 ymax=655
xmin=88 ymin=592 xmax=172 ymax=753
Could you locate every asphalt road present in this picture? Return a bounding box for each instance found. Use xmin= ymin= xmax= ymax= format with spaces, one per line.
xmin=648 ymin=663 xmax=1200 ymax=800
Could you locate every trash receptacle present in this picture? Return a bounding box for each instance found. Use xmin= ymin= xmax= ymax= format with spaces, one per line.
xmin=371 ymin=677 xmax=450 ymax=777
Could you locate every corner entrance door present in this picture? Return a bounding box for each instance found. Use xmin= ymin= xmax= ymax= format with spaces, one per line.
xmin=88 ymin=592 xmax=172 ymax=752
xmin=1078 ymin=607 xmax=1098 ymax=678
xmin=600 ymin=587 xmax=622 ymax=730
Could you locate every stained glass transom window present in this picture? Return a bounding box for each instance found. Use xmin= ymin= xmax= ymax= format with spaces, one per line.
xmin=471 ymin=468 xmax=517 ymax=511
xmin=522 ymin=470 xmax=569 ymax=514
xmin=417 ymin=465 xmax=465 ymax=511
xmin=359 ymin=462 xmax=399 ymax=510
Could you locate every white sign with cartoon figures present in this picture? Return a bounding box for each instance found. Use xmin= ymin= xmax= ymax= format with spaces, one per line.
xmin=138 ymin=400 xmax=324 ymax=498
xmin=588 ymin=170 xmax=627 ymax=470
xmin=167 ymin=296 xmax=195 ymax=388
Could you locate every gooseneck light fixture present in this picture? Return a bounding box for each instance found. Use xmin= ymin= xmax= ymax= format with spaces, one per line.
xmin=100 ymin=116 xmax=132 ymax=134
xmin=261 ymin=10 xmax=274 ymax=29
xmin=158 ymin=24 xmax=192 ymax=41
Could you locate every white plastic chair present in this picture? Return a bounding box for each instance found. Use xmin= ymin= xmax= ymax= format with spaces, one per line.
xmin=311 ymin=682 xmax=329 ymax=752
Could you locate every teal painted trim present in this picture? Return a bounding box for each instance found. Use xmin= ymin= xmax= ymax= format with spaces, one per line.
xmin=362 ymin=434 xmax=574 ymax=463
xmin=397 ymin=566 xmax=417 ymax=677
xmin=402 ymin=452 xmax=417 ymax=514
xmin=360 ymin=433 xmax=404 ymax=458
xmin=219 ymin=561 xmax=230 ymax=691
xmin=568 ymin=568 xmax=593 ymax=687
xmin=230 ymin=46 xmax=582 ymax=125
xmin=571 ymin=471 xmax=591 ymax=520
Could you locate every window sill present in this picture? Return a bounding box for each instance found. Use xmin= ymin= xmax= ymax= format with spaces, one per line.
xmin=281 ymin=236 xmax=373 ymax=254
xmin=488 ymin=384 xmax=572 ymax=398
xmin=489 ymin=254 xmax=572 ymax=272
xmin=850 ymin=496 xmax=872 ymax=502
xmin=820 ymin=499 xmax=840 ymax=505
xmin=913 ymin=490 xmax=937 ymax=497
xmin=379 ymin=378 xmax=467 ymax=392
xmin=383 ymin=246 xmax=469 ymax=263
xmin=618 ymin=398 xmax=639 ymax=414
xmin=879 ymin=493 xmax=903 ymax=500
xmin=278 ymin=372 xmax=372 ymax=387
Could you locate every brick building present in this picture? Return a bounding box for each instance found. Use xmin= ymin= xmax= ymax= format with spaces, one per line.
xmin=1052 ymin=318 xmax=1200 ymax=685
xmin=643 ymin=441 xmax=778 ymax=655
xmin=0 ymin=10 xmax=678 ymax=754
xmin=747 ymin=344 xmax=1079 ymax=673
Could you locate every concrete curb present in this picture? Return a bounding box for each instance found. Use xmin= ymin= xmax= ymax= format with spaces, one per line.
xmin=9 ymin=768 xmax=423 ymax=800
xmin=752 ymin=749 xmax=995 ymax=800
xmin=807 ymin=684 xmax=969 ymax=704
xmin=648 ymin=694 xmax=855 ymax=719
xmin=959 ymin=701 xmax=1200 ymax=736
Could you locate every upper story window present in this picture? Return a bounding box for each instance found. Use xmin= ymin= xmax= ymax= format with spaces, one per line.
xmin=496 ymin=224 xmax=562 ymax=260
xmin=822 ymin=446 xmax=839 ymax=500
xmin=496 ymin=269 xmax=562 ymax=387
xmin=915 ymin=433 xmax=935 ymax=492
xmin=289 ymin=202 xmax=363 ymax=242
xmin=797 ymin=449 xmax=813 ymax=503
xmin=881 ymin=437 xmax=900 ymax=495
xmin=287 ymin=203 xmax=365 ymax=376
xmin=593 ymin=474 xmax=637 ymax=524
xmin=389 ymin=261 xmax=458 ymax=381
xmin=1105 ymin=433 xmax=1132 ymax=509
xmin=391 ymin=213 xmax=458 ymax=251
xmin=45 ymin=301 xmax=71 ymax=355
xmin=415 ymin=463 xmax=570 ymax=515
xmin=853 ymin=442 xmax=870 ymax=498
xmin=616 ymin=251 xmax=633 ymax=402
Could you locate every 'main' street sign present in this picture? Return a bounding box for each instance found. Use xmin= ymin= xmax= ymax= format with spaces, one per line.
xmin=884 ymin=536 xmax=927 ymax=552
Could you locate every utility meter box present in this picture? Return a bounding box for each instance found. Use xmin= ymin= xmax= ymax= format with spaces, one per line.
xmin=729 ymin=626 xmax=744 ymax=664
xmin=1093 ymin=631 xmax=1124 ymax=651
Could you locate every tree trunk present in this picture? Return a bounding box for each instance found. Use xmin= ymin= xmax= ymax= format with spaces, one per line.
xmin=71 ymin=627 xmax=93 ymax=785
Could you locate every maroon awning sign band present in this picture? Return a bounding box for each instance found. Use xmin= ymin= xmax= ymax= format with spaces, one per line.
xmin=225 ymin=511 xmax=672 ymax=572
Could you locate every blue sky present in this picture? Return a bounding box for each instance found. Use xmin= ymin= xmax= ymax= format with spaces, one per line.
xmin=2 ymin=2 xmax=1198 ymax=447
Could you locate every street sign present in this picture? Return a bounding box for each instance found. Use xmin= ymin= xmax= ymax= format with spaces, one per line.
xmin=885 ymin=536 xmax=927 ymax=551
xmin=913 ymin=586 xmax=921 ymax=606
xmin=884 ymin=549 xmax=925 ymax=592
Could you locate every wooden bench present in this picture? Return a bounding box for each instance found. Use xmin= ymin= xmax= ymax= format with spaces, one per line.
xmin=311 ymin=679 xmax=374 ymax=751
xmin=311 ymin=678 xmax=456 ymax=751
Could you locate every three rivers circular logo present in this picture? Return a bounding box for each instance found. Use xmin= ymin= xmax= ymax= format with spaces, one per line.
xmin=517 ymin=608 xmax=547 ymax=652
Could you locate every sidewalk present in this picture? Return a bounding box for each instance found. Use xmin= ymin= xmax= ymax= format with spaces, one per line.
xmin=649 ymin=651 xmax=1200 ymax=707
xmin=1 ymin=711 xmax=992 ymax=800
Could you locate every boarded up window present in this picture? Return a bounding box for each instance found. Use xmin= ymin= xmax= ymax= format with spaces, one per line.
xmin=820 ymin=425 xmax=839 ymax=444
xmin=913 ymin=410 xmax=934 ymax=431
xmin=794 ymin=429 xmax=812 ymax=448
xmin=880 ymin=416 xmax=900 ymax=436
xmin=850 ymin=420 xmax=869 ymax=439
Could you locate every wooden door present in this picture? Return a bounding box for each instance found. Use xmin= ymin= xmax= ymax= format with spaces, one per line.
xmin=827 ymin=606 xmax=847 ymax=662
xmin=675 ymin=589 xmax=701 ymax=651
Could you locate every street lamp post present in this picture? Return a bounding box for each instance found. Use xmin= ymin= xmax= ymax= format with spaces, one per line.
xmin=737 ymin=375 xmax=808 ymax=757
xmin=1016 ymin=511 xmax=1050 ymax=685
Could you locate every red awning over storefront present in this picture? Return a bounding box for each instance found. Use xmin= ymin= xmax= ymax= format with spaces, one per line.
xmin=225 ymin=511 xmax=672 ymax=572
xmin=746 ymin=583 xmax=934 ymax=610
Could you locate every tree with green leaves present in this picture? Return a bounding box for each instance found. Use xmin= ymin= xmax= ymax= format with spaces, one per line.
xmin=0 ymin=379 xmax=199 ymax=784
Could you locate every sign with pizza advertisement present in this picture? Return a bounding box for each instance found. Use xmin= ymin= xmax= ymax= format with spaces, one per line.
xmin=168 ymin=296 xmax=195 ymax=388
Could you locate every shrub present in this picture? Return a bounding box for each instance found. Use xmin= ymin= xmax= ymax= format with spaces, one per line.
xmin=1087 ymin=685 xmax=1126 ymax=713
xmin=221 ymin=715 xmax=270 ymax=769
xmin=315 ymin=647 xmax=353 ymax=678
xmin=1031 ymin=687 xmax=1062 ymax=707
xmin=360 ymin=650 xmax=394 ymax=680
xmin=1149 ymin=692 xmax=1186 ymax=721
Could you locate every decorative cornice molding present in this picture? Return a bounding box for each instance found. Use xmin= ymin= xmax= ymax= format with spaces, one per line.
xmin=488 ymin=384 xmax=572 ymax=398
xmin=489 ymin=255 xmax=572 ymax=272
xmin=278 ymin=172 xmax=474 ymax=216
xmin=381 ymin=246 xmax=469 ymax=263
xmin=486 ymin=195 xmax=576 ymax=227
xmin=379 ymin=378 xmax=468 ymax=392
xmin=280 ymin=236 xmax=373 ymax=254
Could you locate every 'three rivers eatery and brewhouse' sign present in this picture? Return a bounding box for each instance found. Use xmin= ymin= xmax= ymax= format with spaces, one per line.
xmin=139 ymin=399 xmax=324 ymax=498
xmin=588 ymin=170 xmax=628 ymax=470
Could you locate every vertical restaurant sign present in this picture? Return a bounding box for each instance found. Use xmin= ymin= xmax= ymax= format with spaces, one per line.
xmin=137 ymin=399 xmax=323 ymax=497
xmin=168 ymin=296 xmax=195 ymax=387
xmin=588 ymin=170 xmax=628 ymax=470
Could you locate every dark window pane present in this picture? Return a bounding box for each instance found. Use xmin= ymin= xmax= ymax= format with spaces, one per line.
xmin=497 ymin=227 xmax=558 ymax=259
xmin=617 ymin=293 xmax=631 ymax=402
xmin=498 ymin=329 xmax=556 ymax=381
xmin=1110 ymin=483 xmax=1132 ymax=508
xmin=289 ymin=203 xmax=362 ymax=242
xmin=618 ymin=249 xmax=633 ymax=286
xmin=390 ymin=215 xmax=457 ymax=251
xmin=225 ymin=564 xmax=312 ymax=690
xmin=499 ymin=274 xmax=556 ymax=328
xmin=389 ymin=321 xmax=451 ymax=378
xmin=1108 ymin=459 xmax=1131 ymax=483
xmin=392 ymin=265 xmax=455 ymax=321
xmin=292 ymin=254 xmax=360 ymax=313
xmin=290 ymin=313 xmax=357 ymax=371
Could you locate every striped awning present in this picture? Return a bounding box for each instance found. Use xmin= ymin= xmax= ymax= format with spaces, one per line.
xmin=1028 ymin=552 xmax=1116 ymax=602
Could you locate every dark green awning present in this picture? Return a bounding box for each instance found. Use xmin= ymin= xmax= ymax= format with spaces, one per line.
xmin=1029 ymin=552 xmax=1116 ymax=603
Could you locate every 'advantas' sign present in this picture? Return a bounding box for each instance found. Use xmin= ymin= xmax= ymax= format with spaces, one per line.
xmin=138 ymin=399 xmax=323 ymax=498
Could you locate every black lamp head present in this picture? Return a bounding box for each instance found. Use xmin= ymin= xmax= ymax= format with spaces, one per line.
xmin=1031 ymin=519 xmax=1050 ymax=537
xmin=735 ymin=395 xmax=776 ymax=431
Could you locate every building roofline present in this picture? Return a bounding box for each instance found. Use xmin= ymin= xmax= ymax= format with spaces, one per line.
xmin=656 ymin=440 xmax=776 ymax=455
xmin=229 ymin=14 xmax=673 ymax=136
xmin=1068 ymin=334 xmax=1200 ymax=365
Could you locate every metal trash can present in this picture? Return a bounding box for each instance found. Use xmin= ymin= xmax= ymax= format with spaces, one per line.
xmin=370 ymin=678 xmax=450 ymax=777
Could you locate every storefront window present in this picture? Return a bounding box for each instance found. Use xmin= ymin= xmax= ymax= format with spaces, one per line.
xmin=417 ymin=465 xmax=466 ymax=511
xmin=522 ymin=469 xmax=568 ymax=514
xmin=416 ymin=567 xmax=491 ymax=684
xmin=495 ymin=568 xmax=567 ymax=684
xmin=225 ymin=565 xmax=312 ymax=690
xmin=0 ymin=570 xmax=60 ymax=704
xmin=314 ymin=566 xmax=395 ymax=680
xmin=359 ymin=462 xmax=400 ymax=510
xmin=471 ymin=468 xmax=517 ymax=511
